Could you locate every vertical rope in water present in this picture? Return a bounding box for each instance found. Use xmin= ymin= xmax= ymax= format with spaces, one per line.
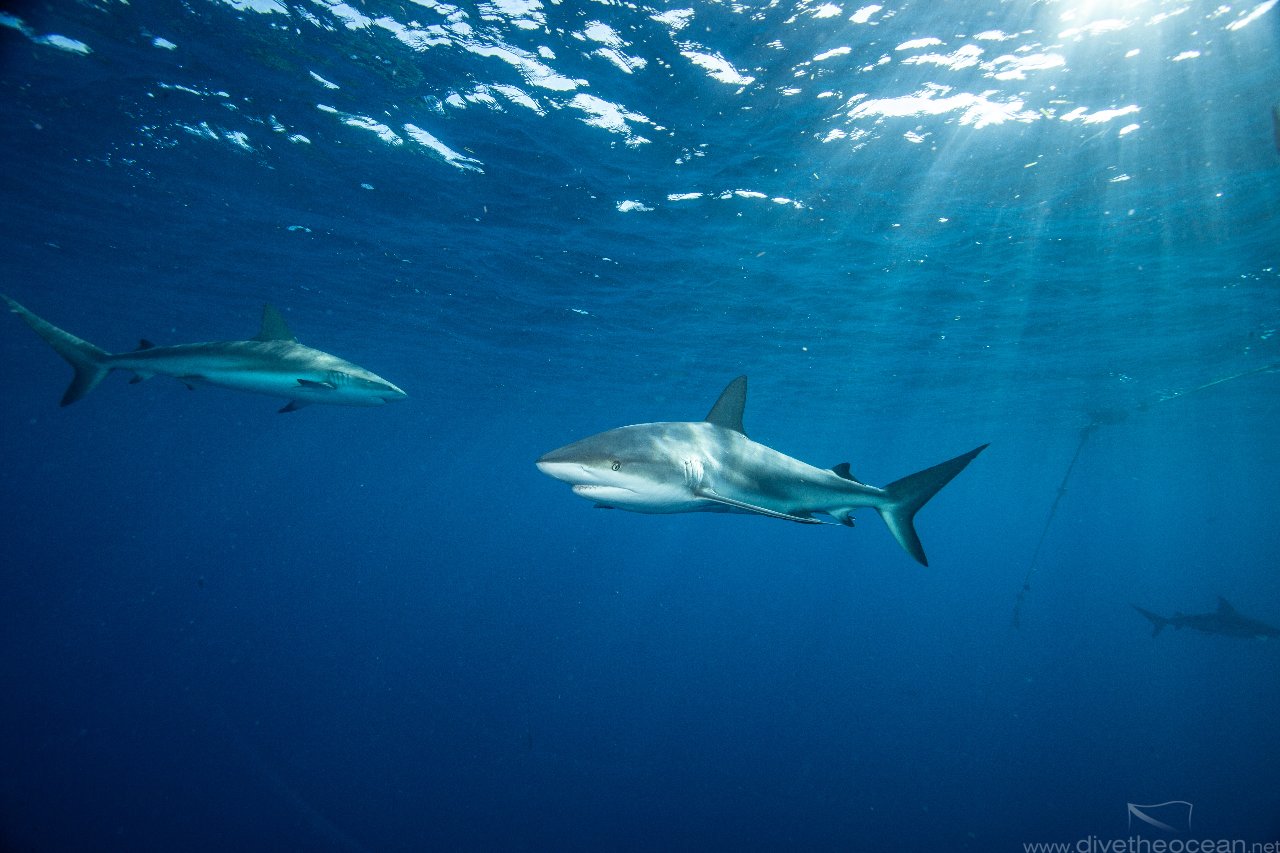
xmin=1010 ymin=362 xmax=1280 ymax=630
xmin=1011 ymin=422 xmax=1096 ymax=630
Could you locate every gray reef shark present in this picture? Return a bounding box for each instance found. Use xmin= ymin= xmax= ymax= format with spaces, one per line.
xmin=3 ymin=295 xmax=406 ymax=412
xmin=536 ymin=375 xmax=987 ymax=565
xmin=1132 ymin=598 xmax=1280 ymax=639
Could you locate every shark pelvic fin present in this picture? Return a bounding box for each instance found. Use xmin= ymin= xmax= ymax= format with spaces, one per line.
xmin=704 ymin=375 xmax=748 ymax=435
xmin=279 ymin=400 xmax=310 ymax=413
xmin=3 ymin=294 xmax=112 ymax=406
xmin=696 ymin=487 xmax=832 ymax=524
xmin=256 ymin=305 xmax=298 ymax=343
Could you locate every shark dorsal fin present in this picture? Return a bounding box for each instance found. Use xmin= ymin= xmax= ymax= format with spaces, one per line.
xmin=136 ymin=339 xmax=155 ymax=350
xmin=1217 ymin=597 xmax=1237 ymax=614
xmin=705 ymin=375 xmax=748 ymax=435
xmin=256 ymin=305 xmax=297 ymax=343
xmin=832 ymin=463 xmax=856 ymax=481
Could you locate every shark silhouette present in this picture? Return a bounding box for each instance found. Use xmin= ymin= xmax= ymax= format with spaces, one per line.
xmin=1132 ymin=598 xmax=1280 ymax=639
xmin=3 ymin=295 xmax=406 ymax=413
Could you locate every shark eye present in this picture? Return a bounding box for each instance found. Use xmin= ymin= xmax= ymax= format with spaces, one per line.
xmin=611 ymin=460 xmax=621 ymax=471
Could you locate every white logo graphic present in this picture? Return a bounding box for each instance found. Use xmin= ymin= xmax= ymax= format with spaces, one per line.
xmin=1127 ymin=801 xmax=1193 ymax=834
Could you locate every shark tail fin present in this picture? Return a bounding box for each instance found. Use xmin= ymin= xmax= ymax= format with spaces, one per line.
xmin=1132 ymin=604 xmax=1169 ymax=637
xmin=4 ymin=295 xmax=112 ymax=406
xmin=874 ymin=444 xmax=988 ymax=566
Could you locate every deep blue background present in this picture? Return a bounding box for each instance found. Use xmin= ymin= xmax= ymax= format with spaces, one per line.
xmin=1 ymin=0 xmax=1278 ymax=849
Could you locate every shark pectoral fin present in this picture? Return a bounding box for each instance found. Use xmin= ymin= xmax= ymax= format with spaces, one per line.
xmin=696 ymin=489 xmax=830 ymax=525
xmin=297 ymin=378 xmax=337 ymax=390
xmin=279 ymin=400 xmax=311 ymax=413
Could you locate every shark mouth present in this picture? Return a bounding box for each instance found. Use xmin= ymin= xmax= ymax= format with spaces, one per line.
xmin=571 ymin=484 xmax=634 ymax=496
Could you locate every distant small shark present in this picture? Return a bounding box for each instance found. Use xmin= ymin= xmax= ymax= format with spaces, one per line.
xmin=3 ymin=295 xmax=407 ymax=412
xmin=536 ymin=375 xmax=987 ymax=565
xmin=1132 ymin=598 xmax=1280 ymax=639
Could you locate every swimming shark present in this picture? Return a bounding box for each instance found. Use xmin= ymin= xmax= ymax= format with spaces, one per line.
xmin=3 ymin=295 xmax=407 ymax=412
xmin=535 ymin=375 xmax=987 ymax=565
xmin=1132 ymin=598 xmax=1280 ymax=639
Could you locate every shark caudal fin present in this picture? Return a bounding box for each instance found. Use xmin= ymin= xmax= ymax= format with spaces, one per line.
xmin=874 ymin=444 xmax=988 ymax=566
xmin=3 ymin=295 xmax=111 ymax=406
xmin=1132 ymin=604 xmax=1170 ymax=637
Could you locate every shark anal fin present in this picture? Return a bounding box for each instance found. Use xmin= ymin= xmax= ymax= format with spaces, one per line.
xmin=279 ymin=400 xmax=310 ymax=413
xmin=704 ymin=376 xmax=748 ymax=435
xmin=256 ymin=305 xmax=298 ymax=343
xmin=696 ymin=488 xmax=832 ymax=525
xmin=297 ymin=378 xmax=337 ymax=390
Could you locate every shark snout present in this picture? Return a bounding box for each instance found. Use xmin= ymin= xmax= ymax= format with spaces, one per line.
xmin=535 ymin=456 xmax=584 ymax=484
xmin=536 ymin=444 xmax=604 ymax=485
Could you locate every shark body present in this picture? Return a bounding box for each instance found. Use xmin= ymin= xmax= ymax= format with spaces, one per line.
xmin=536 ymin=376 xmax=986 ymax=565
xmin=3 ymin=295 xmax=406 ymax=412
xmin=1132 ymin=598 xmax=1280 ymax=639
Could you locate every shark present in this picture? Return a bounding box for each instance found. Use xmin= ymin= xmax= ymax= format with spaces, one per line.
xmin=3 ymin=294 xmax=407 ymax=412
xmin=1132 ymin=598 xmax=1280 ymax=639
xmin=536 ymin=375 xmax=987 ymax=565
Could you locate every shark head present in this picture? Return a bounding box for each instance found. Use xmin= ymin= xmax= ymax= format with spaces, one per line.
xmin=330 ymin=366 xmax=408 ymax=405
xmin=536 ymin=423 xmax=704 ymax=512
xmin=252 ymin=306 xmax=408 ymax=407
xmin=277 ymin=346 xmax=409 ymax=407
xmin=376 ymin=378 xmax=408 ymax=404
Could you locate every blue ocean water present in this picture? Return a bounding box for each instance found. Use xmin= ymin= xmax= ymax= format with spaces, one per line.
xmin=2 ymin=0 xmax=1279 ymax=849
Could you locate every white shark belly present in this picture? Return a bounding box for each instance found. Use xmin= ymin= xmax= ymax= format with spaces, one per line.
xmin=196 ymin=369 xmax=308 ymax=397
